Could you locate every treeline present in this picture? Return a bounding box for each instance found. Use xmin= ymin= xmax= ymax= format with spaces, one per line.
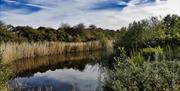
xmin=1 ymin=14 xmax=179 ymax=47
xmin=115 ymin=14 xmax=180 ymax=50
xmin=0 ymin=22 xmax=123 ymax=42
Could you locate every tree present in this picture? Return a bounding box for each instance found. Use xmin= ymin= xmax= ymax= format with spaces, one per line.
xmin=89 ymin=24 xmax=96 ymax=30
xmin=74 ymin=23 xmax=85 ymax=31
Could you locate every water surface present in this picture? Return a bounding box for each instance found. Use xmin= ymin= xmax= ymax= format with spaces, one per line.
xmin=8 ymin=50 xmax=113 ymax=91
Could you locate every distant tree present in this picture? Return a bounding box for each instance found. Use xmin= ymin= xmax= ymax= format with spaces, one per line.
xmin=6 ymin=25 xmax=14 ymax=31
xmin=163 ymin=15 xmax=179 ymax=31
xmin=89 ymin=24 xmax=96 ymax=30
xmin=0 ymin=21 xmax=5 ymax=27
xmin=61 ymin=23 xmax=71 ymax=30
xmin=121 ymin=21 xmax=145 ymax=49
xmin=0 ymin=21 xmax=6 ymax=30
xmin=74 ymin=23 xmax=85 ymax=31
xmin=162 ymin=15 xmax=180 ymax=39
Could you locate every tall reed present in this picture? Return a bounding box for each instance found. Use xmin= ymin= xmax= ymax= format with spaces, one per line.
xmin=0 ymin=40 xmax=113 ymax=63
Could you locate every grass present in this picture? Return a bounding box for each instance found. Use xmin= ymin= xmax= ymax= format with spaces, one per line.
xmin=0 ymin=40 xmax=113 ymax=63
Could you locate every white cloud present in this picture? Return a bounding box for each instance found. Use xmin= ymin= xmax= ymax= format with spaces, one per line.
xmin=0 ymin=0 xmax=180 ymax=29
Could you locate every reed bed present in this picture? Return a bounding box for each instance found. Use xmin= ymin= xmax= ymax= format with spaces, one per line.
xmin=0 ymin=40 xmax=113 ymax=63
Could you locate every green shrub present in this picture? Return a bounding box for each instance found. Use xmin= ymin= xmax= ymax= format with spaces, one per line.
xmin=105 ymin=55 xmax=180 ymax=91
xmin=96 ymin=32 xmax=108 ymax=46
xmin=141 ymin=47 xmax=164 ymax=61
xmin=164 ymin=46 xmax=180 ymax=60
xmin=0 ymin=63 xmax=10 ymax=90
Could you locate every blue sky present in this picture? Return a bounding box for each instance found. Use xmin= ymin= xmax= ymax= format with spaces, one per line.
xmin=0 ymin=0 xmax=180 ymax=29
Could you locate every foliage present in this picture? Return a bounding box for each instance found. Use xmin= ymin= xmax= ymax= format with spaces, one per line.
xmin=105 ymin=48 xmax=180 ymax=91
xmin=164 ymin=46 xmax=180 ymax=60
xmin=106 ymin=60 xmax=180 ymax=91
xmin=96 ymin=32 xmax=108 ymax=46
xmin=0 ymin=63 xmax=10 ymax=90
xmin=0 ymin=22 xmax=121 ymax=42
xmin=0 ymin=26 xmax=18 ymax=42
xmin=0 ymin=49 xmax=11 ymax=90
xmin=141 ymin=47 xmax=164 ymax=61
xmin=115 ymin=14 xmax=180 ymax=49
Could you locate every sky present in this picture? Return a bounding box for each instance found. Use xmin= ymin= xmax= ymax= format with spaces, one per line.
xmin=0 ymin=0 xmax=180 ymax=29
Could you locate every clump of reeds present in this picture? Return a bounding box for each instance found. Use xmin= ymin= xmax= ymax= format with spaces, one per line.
xmin=0 ymin=40 xmax=113 ymax=62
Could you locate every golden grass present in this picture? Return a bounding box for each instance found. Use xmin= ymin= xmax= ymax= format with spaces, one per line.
xmin=0 ymin=40 xmax=113 ymax=63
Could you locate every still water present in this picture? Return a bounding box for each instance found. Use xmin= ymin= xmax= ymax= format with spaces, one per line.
xmin=8 ymin=50 xmax=114 ymax=91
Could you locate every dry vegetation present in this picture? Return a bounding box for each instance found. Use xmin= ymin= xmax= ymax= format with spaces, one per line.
xmin=0 ymin=40 xmax=113 ymax=63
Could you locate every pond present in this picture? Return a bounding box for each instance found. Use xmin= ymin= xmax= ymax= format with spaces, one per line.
xmin=7 ymin=49 xmax=114 ymax=91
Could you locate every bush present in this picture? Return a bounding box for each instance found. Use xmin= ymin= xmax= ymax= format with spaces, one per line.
xmin=96 ymin=32 xmax=108 ymax=46
xmin=0 ymin=63 xmax=10 ymax=90
xmin=105 ymin=47 xmax=180 ymax=91
xmin=141 ymin=47 xmax=164 ymax=61
xmin=105 ymin=55 xmax=180 ymax=91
